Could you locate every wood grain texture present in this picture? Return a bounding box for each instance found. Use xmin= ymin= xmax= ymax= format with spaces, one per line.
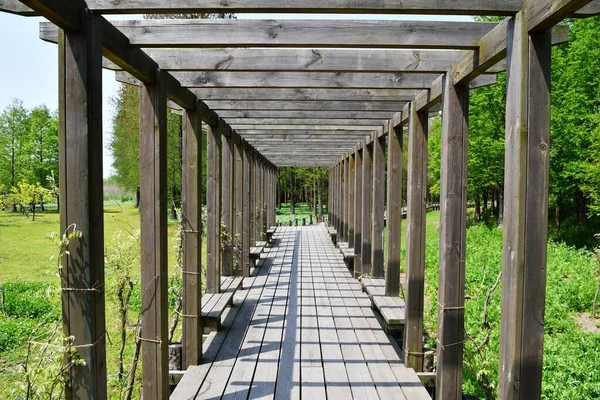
xmin=353 ymin=148 xmax=363 ymax=276
xmin=206 ymin=100 xmax=406 ymax=112
xmin=348 ymin=153 xmax=355 ymax=249
xmin=193 ymin=88 xmax=421 ymax=102
xmin=405 ymin=105 xmax=428 ymax=372
xmin=385 ymin=121 xmax=403 ymax=298
xmin=224 ymin=118 xmax=385 ymax=127
xmin=218 ymin=110 xmax=396 ymax=120
xmin=182 ymin=107 xmax=203 ymax=367
xmin=437 ymin=76 xmax=469 ymax=399
xmin=57 ymin=19 xmax=107 ymax=399
xmin=242 ymin=145 xmax=251 ymax=276
xmin=206 ymin=121 xmax=222 ymax=294
xmin=371 ymin=135 xmax=386 ymax=278
xmin=221 ymin=135 xmax=234 ymax=276
xmin=81 ymin=19 xmax=497 ymax=49
xmin=361 ymin=143 xmax=374 ymax=276
xmin=139 ymin=71 xmax=169 ymax=399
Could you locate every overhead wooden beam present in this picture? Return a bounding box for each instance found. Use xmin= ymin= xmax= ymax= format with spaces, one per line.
xmin=41 ymin=19 xmax=499 ymax=49
xmin=225 ymin=118 xmax=386 ymax=126
xmin=219 ymin=110 xmax=395 ymax=120
xmin=206 ymin=100 xmax=406 ymax=112
xmin=232 ymin=124 xmax=379 ymax=131
xmin=20 ymin=0 xmax=84 ymax=31
xmin=193 ymin=88 xmax=421 ymax=102
xmin=525 ymin=0 xmax=594 ymax=31
xmin=237 ymin=130 xmax=373 ymax=136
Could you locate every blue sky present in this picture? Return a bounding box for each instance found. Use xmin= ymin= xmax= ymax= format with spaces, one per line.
xmin=0 ymin=12 xmax=471 ymax=178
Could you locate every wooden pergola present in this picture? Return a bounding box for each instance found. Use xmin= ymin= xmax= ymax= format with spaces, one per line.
xmin=3 ymin=0 xmax=599 ymax=399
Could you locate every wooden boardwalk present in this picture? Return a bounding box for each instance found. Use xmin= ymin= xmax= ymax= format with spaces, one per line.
xmin=172 ymin=225 xmax=430 ymax=400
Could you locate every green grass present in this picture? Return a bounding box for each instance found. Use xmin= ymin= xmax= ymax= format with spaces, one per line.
xmin=276 ymin=202 xmax=323 ymax=225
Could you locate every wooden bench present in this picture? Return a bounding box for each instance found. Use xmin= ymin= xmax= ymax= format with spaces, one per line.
xmin=327 ymin=226 xmax=337 ymax=245
xmin=266 ymin=226 xmax=277 ymax=244
xmin=372 ymin=295 xmax=406 ymax=337
xmin=201 ymin=276 xmax=244 ymax=332
xmin=337 ymin=242 xmax=355 ymax=271
xmin=249 ymin=241 xmax=268 ymax=267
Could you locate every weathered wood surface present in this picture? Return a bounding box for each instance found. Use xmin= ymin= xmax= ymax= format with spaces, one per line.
xmin=360 ymin=143 xmax=374 ymax=276
xmin=353 ymin=148 xmax=363 ymax=277
xmin=437 ymin=76 xmax=469 ymax=399
xmin=57 ymin=20 xmax=107 ymax=398
xmin=242 ymin=145 xmax=251 ymax=277
xmin=218 ymin=110 xmax=397 ymax=120
xmin=227 ymin=118 xmax=386 ymax=127
xmin=221 ymin=135 xmax=234 ymax=276
xmin=371 ymin=135 xmax=386 ymax=279
xmin=207 ymin=100 xmax=406 ymax=112
xmin=41 ymin=20 xmax=498 ymax=49
xmin=499 ymin=17 xmax=552 ymax=400
xmin=348 ymin=153 xmax=356 ymax=249
xmin=194 ymin=88 xmax=421 ymax=102
xmin=139 ymin=71 xmax=169 ymax=399
xmin=386 ymin=121 xmax=403 ymax=298
xmin=182 ymin=107 xmax=203 ymax=367
xmin=233 ymin=141 xmax=244 ymax=276
xmin=206 ymin=122 xmax=222 ymax=294
xmin=172 ymin=226 xmax=428 ymax=399
xmin=405 ymin=105 xmax=429 ymax=372
xmin=233 ymin=124 xmax=379 ymax=131
xmin=200 ymin=277 xmax=243 ymax=320
xmin=12 ymin=0 xmax=600 ymax=17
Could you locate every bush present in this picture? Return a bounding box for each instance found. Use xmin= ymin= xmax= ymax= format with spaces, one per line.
xmin=0 ymin=317 xmax=39 ymax=353
xmin=2 ymin=281 xmax=59 ymax=321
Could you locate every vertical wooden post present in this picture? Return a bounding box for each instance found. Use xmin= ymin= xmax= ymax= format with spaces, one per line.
xmin=336 ymin=162 xmax=342 ymax=236
xmin=405 ymin=104 xmax=428 ymax=371
xmin=361 ymin=142 xmax=374 ymax=275
xmin=206 ymin=120 xmax=222 ymax=294
xmin=242 ymin=144 xmax=251 ymax=276
xmin=234 ymin=139 xmax=244 ymax=275
xmin=354 ymin=147 xmax=363 ymax=276
xmin=348 ymin=152 xmax=356 ymax=249
xmin=499 ymin=13 xmax=551 ymax=399
xmin=386 ymin=121 xmax=403 ymax=298
xmin=343 ymin=155 xmax=349 ymax=242
xmin=139 ymin=70 xmax=169 ymax=398
xmin=332 ymin=164 xmax=337 ymax=230
xmin=182 ymin=106 xmax=203 ymax=367
xmin=328 ymin=168 xmax=333 ymax=225
xmin=221 ymin=134 xmax=234 ymax=276
xmin=57 ymin=15 xmax=107 ymax=398
xmin=437 ymin=74 xmax=469 ymax=399
xmin=372 ymin=134 xmax=386 ymax=278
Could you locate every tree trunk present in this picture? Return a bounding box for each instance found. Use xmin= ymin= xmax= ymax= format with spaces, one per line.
xmin=318 ymin=179 xmax=323 ymax=222
xmin=135 ymin=187 xmax=141 ymax=209
xmin=475 ymin=194 xmax=481 ymax=222
xmin=170 ymin=186 xmax=178 ymax=220
xmin=555 ymin=206 xmax=561 ymax=231
xmin=290 ymin=172 xmax=296 ymax=215
xmin=498 ymin=189 xmax=504 ymax=224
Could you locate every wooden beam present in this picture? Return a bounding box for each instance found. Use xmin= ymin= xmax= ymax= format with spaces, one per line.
xmin=57 ymin=18 xmax=107 ymax=399
xmin=437 ymin=76 xmax=469 ymax=398
xmin=157 ymin=71 xmax=442 ymax=90
xmin=205 ymin=120 xmax=222 ymax=294
xmin=232 ymin=125 xmax=378 ymax=131
xmin=193 ymin=88 xmax=421 ymax=102
xmin=238 ymin=130 xmax=372 ymax=137
xmin=525 ymin=0 xmax=594 ymax=32
xmin=404 ymin=104 xmax=428 ymax=372
xmin=206 ymin=100 xmax=406 ymax=112
xmin=40 ymin=19 xmax=499 ymax=49
xmin=21 ymin=0 xmax=84 ymax=31
xmin=386 ymin=121 xmax=403 ymax=298
xmin=499 ymin=15 xmax=552 ymax=400
xmin=224 ymin=118 xmax=386 ymax=126
xmin=181 ymin=106 xmax=203 ymax=368
xmin=219 ymin=110 xmax=395 ymax=120
xmin=361 ymin=142 xmax=374 ymax=276
xmin=139 ymin=71 xmax=169 ymax=400
xmin=371 ymin=134 xmax=386 ymax=278
xmin=348 ymin=152 xmax=356 ymax=248
xmin=242 ymin=144 xmax=251 ymax=276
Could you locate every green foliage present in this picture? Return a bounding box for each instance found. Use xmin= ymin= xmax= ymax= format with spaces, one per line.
xmin=2 ymin=282 xmax=59 ymax=320
xmin=0 ymin=317 xmax=39 ymax=353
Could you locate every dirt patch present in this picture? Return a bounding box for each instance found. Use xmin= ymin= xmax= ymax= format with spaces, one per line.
xmin=575 ymin=312 xmax=600 ymax=334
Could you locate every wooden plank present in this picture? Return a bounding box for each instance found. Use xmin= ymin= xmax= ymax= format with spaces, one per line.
xmin=437 ymin=74 xmax=469 ymax=399
xmin=525 ymin=0 xmax=593 ymax=32
xmin=219 ymin=110 xmax=395 ymax=120
xmin=206 ymin=121 xmax=222 ymax=294
xmin=61 ymin=19 xmax=498 ymax=49
xmin=233 ymin=124 xmax=379 ymax=131
xmin=139 ymin=70 xmax=169 ymax=399
xmin=194 ymin=88 xmax=421 ymax=102
xmin=207 ymin=100 xmax=406 ymax=112
xmin=373 ymin=296 xmax=406 ymax=325
xmin=158 ymin=71 xmax=442 ymax=90
xmin=242 ymin=145 xmax=251 ymax=276
xmin=371 ymin=135 xmax=386 ymax=278
xmin=348 ymin=152 xmax=355 ymax=249
xmin=499 ymin=18 xmax=552 ymax=400
xmin=404 ymin=104 xmax=428 ymax=372
xmin=386 ymin=120 xmax=403 ymax=297
xmin=360 ymin=143 xmax=374 ymax=276
xmin=182 ymin=106 xmax=203 ymax=367
xmin=221 ymin=135 xmax=234 ymax=276
xmin=21 ymin=0 xmax=84 ymax=31
xmin=341 ymin=156 xmax=348 ymax=242
xmin=56 ymin=18 xmax=107 ymax=399
xmin=234 ymin=141 xmax=244 ymax=275
xmin=353 ymin=147 xmax=363 ymax=277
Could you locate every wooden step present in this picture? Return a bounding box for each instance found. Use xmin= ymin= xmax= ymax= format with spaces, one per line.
xmin=201 ymin=276 xmax=244 ymax=332
xmin=372 ymin=295 xmax=406 ymax=336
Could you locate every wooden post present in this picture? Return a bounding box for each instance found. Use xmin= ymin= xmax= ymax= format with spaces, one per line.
xmin=343 ymin=155 xmax=349 ymax=242
xmin=386 ymin=121 xmax=403 ymax=298
xmin=499 ymin=13 xmax=551 ymax=400
xmin=57 ymin=16 xmax=107 ymax=398
xmin=234 ymin=139 xmax=244 ymax=275
xmin=206 ymin=120 xmax=222 ymax=294
xmin=328 ymin=168 xmax=333 ymax=225
xmin=221 ymin=134 xmax=234 ymax=276
xmin=354 ymin=147 xmax=363 ymax=276
xmin=372 ymin=134 xmax=386 ymax=278
xmin=182 ymin=106 xmax=203 ymax=367
xmin=139 ymin=70 xmax=169 ymax=399
xmin=348 ymin=152 xmax=356 ymax=249
xmin=242 ymin=145 xmax=251 ymax=276
xmin=405 ymin=104 xmax=428 ymax=371
xmin=437 ymin=75 xmax=469 ymax=399
xmin=332 ymin=164 xmax=337 ymax=231
xmin=249 ymin=149 xmax=256 ymax=245
xmin=361 ymin=142 xmax=374 ymax=275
